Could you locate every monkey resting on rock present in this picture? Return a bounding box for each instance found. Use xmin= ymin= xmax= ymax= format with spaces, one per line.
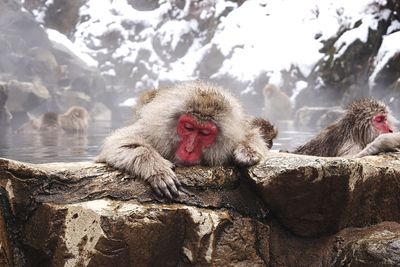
xmin=293 ymin=98 xmax=396 ymax=157
xmin=96 ymin=81 xmax=270 ymax=199
xmin=135 ymin=88 xmax=278 ymax=149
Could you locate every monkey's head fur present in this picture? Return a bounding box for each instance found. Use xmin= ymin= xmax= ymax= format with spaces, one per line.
xmin=59 ymin=106 xmax=89 ymax=133
xmin=250 ymin=117 xmax=278 ymax=149
xmin=136 ymin=81 xmax=249 ymax=166
xmin=40 ymin=112 xmax=60 ymax=131
xmin=344 ymin=98 xmax=396 ymax=147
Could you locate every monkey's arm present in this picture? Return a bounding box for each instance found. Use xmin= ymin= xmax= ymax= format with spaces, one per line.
xmin=355 ymin=132 xmax=400 ymax=157
xmin=233 ymin=128 xmax=269 ymax=166
xmin=96 ymin=126 xmax=181 ymax=199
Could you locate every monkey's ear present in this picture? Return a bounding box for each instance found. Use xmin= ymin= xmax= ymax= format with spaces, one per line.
xmin=138 ymin=89 xmax=159 ymax=106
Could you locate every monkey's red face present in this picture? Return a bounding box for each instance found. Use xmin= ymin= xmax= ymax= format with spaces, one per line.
xmin=176 ymin=114 xmax=218 ymax=165
xmin=372 ymin=114 xmax=393 ymax=134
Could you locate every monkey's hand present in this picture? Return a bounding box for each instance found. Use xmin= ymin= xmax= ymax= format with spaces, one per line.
xmin=233 ymin=142 xmax=262 ymax=166
xmin=355 ymin=133 xmax=400 ymax=158
xmin=147 ymin=170 xmax=182 ymax=200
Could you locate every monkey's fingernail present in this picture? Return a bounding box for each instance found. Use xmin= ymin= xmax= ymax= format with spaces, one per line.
xmin=153 ymin=186 xmax=163 ymax=198
xmin=164 ymin=189 xmax=174 ymax=200
xmin=180 ymin=187 xmax=194 ymax=197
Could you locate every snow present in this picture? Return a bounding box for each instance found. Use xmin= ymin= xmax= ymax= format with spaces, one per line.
xmin=29 ymin=0 xmax=398 ymax=100
xmin=291 ymin=81 xmax=309 ymax=102
xmin=212 ymin=0 xmax=386 ymax=83
xmin=369 ymin=31 xmax=400 ymax=89
xmin=46 ymin=29 xmax=98 ymax=68
xmin=119 ymin=98 xmax=137 ymax=107
xmin=158 ymin=20 xmax=197 ymax=51
xmin=387 ymin=20 xmax=400 ymax=34
xmin=334 ymin=9 xmax=391 ymax=58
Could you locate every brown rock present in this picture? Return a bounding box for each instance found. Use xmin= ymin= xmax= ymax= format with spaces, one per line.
xmin=269 ymin=220 xmax=400 ymax=267
xmin=248 ymin=152 xmax=400 ymax=237
xmin=1 ymin=151 xmax=400 ymax=266
xmin=6 ymin=80 xmax=50 ymax=113
xmin=0 ymin=158 xmax=268 ymax=266
xmin=332 ymin=221 xmax=400 ymax=266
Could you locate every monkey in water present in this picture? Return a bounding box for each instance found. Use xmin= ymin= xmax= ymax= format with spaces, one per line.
xmin=293 ymin=98 xmax=395 ymax=157
xmin=59 ymin=106 xmax=89 ymax=133
xmin=263 ymin=84 xmax=293 ymax=122
xmin=16 ymin=106 xmax=89 ymax=133
xmin=96 ymin=81 xmax=270 ymax=199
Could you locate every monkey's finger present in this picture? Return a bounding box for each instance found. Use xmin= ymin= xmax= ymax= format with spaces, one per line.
xmin=172 ymin=176 xmax=182 ymax=188
xmin=179 ymin=186 xmax=194 ymax=197
xmin=157 ymin=181 xmax=174 ymax=200
xmin=151 ymin=183 xmax=164 ymax=198
xmin=156 ymin=178 xmax=176 ymax=199
xmin=163 ymin=177 xmax=180 ymax=198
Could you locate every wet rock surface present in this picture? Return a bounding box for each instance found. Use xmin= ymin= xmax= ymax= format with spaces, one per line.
xmin=0 ymin=158 xmax=268 ymax=266
xmin=249 ymin=152 xmax=400 ymax=237
xmin=0 ymin=152 xmax=400 ymax=266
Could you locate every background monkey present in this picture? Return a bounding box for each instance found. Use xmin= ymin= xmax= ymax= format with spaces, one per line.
xmin=16 ymin=106 xmax=89 ymax=133
xmin=293 ymin=98 xmax=395 ymax=157
xmin=59 ymin=106 xmax=89 ymax=133
xmin=263 ymin=83 xmax=293 ymax=122
xmin=96 ymin=81 xmax=270 ymax=199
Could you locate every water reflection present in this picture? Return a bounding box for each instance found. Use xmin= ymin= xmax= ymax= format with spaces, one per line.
xmin=0 ymin=121 xmax=115 ymax=163
xmin=0 ymin=120 xmax=317 ymax=163
xmin=269 ymin=121 xmax=317 ymax=152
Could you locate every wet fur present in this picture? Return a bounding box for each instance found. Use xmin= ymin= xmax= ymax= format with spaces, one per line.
xmin=59 ymin=106 xmax=89 ymax=133
xmin=294 ymin=98 xmax=395 ymax=157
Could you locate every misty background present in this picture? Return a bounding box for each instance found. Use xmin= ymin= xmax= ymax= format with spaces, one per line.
xmin=0 ymin=0 xmax=399 ymax=163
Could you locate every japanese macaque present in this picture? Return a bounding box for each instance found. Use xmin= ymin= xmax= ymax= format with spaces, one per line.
xmin=131 ymin=88 xmax=160 ymax=121
xmin=136 ymin=88 xmax=278 ymax=149
xmin=96 ymin=81 xmax=269 ymax=199
xmin=16 ymin=112 xmax=60 ymax=132
xmin=263 ymin=84 xmax=292 ymax=122
xmin=250 ymin=117 xmax=278 ymax=149
xmin=293 ymin=98 xmax=395 ymax=157
xmin=59 ymin=106 xmax=89 ymax=133
xmin=16 ymin=106 xmax=89 ymax=133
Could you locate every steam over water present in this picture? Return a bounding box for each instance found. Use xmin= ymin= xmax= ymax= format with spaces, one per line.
xmin=0 ymin=121 xmax=317 ymax=164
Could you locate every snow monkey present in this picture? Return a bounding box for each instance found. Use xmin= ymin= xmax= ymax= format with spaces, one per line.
xmin=59 ymin=106 xmax=89 ymax=133
xmin=135 ymin=88 xmax=278 ymax=149
xmin=293 ymin=98 xmax=395 ymax=157
xmin=96 ymin=81 xmax=270 ymax=199
xmin=263 ymin=83 xmax=293 ymax=122
xmin=16 ymin=106 xmax=89 ymax=133
xmin=250 ymin=117 xmax=278 ymax=149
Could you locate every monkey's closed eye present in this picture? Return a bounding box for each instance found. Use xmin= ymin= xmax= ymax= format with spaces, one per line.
xmin=200 ymin=129 xmax=210 ymax=136
xmin=374 ymin=115 xmax=385 ymax=123
xmin=184 ymin=123 xmax=194 ymax=131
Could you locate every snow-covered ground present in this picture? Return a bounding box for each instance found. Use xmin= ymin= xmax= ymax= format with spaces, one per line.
xmin=65 ymin=0 xmax=391 ymax=87
xmin=28 ymin=0 xmax=398 ymax=111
